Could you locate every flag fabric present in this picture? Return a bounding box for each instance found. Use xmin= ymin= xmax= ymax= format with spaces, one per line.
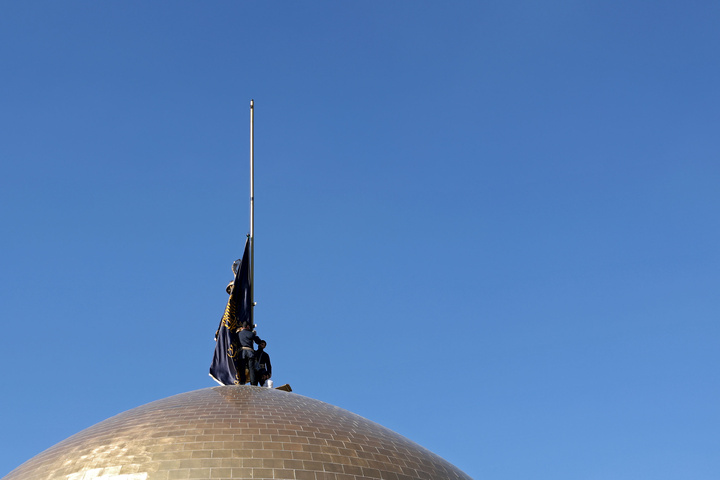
xmin=209 ymin=238 xmax=252 ymax=385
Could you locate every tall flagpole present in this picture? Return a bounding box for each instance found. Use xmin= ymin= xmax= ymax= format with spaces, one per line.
xmin=249 ymin=99 xmax=255 ymax=325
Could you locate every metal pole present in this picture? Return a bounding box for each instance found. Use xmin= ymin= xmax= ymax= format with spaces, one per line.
xmin=249 ymin=99 xmax=255 ymax=324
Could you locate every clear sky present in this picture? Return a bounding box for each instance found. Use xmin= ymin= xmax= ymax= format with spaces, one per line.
xmin=1 ymin=2 xmax=719 ymax=479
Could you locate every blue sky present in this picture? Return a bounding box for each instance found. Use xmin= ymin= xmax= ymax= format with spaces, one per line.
xmin=1 ymin=2 xmax=720 ymax=479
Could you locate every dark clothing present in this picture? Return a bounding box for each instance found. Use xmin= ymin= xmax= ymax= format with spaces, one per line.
xmin=255 ymin=349 xmax=272 ymax=380
xmin=236 ymin=329 xmax=263 ymax=385
xmin=238 ymin=329 xmax=263 ymax=349
xmin=240 ymin=348 xmax=258 ymax=386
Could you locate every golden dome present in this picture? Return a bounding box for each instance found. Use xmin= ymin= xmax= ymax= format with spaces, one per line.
xmin=4 ymin=386 xmax=471 ymax=480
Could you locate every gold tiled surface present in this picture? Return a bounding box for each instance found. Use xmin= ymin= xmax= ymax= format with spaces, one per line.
xmin=4 ymin=387 xmax=472 ymax=480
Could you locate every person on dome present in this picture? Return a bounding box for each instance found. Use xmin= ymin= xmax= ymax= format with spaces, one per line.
xmin=255 ymin=340 xmax=272 ymax=388
xmin=237 ymin=322 xmax=264 ymax=386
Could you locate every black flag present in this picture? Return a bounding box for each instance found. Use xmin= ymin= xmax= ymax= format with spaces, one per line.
xmin=209 ymin=238 xmax=251 ymax=385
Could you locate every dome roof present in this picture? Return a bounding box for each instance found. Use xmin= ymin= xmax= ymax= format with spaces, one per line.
xmin=4 ymin=386 xmax=471 ymax=480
